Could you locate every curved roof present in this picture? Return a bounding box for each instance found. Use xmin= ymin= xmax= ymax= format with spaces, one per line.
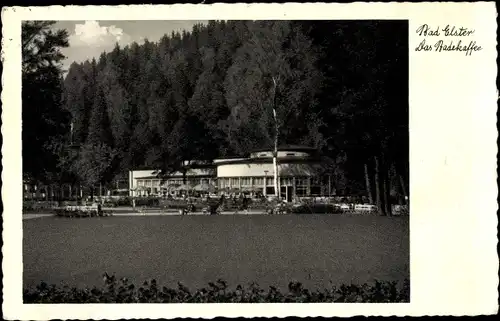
xmin=249 ymin=145 xmax=318 ymax=154
xmin=215 ymin=156 xmax=323 ymax=166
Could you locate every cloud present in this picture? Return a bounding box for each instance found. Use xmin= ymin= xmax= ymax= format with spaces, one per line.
xmin=69 ymin=21 xmax=131 ymax=47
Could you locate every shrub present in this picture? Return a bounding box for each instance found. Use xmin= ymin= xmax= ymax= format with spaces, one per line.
xmin=291 ymin=204 xmax=343 ymax=214
xmin=23 ymin=274 xmax=409 ymax=303
xmin=23 ymin=201 xmax=59 ymax=213
xmin=134 ymin=197 xmax=161 ymax=207
xmin=54 ymin=209 xmax=112 ymax=218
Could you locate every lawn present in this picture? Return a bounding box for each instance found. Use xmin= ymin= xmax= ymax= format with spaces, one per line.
xmin=23 ymin=215 xmax=409 ymax=291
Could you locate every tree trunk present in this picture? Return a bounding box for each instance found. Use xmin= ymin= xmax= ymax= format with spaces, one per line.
xmin=383 ymin=172 xmax=391 ymax=216
xmin=399 ymin=174 xmax=408 ymax=205
xmin=328 ymin=174 xmax=332 ymax=197
xmin=364 ymin=163 xmax=373 ymax=204
xmin=272 ymin=77 xmax=280 ymax=201
xmin=273 ymin=154 xmax=279 ymax=199
xmin=58 ymin=181 xmax=63 ymax=206
xmin=382 ymin=157 xmax=392 ymax=217
xmin=374 ymin=156 xmax=385 ymax=216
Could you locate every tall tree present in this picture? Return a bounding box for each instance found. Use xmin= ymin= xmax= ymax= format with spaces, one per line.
xmin=72 ymin=142 xmax=118 ymax=200
xmin=87 ymin=86 xmax=114 ymax=147
xmin=224 ymin=21 xmax=323 ymax=198
xmin=22 ymin=21 xmax=71 ymax=184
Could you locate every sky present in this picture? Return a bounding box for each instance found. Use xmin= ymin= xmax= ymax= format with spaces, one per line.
xmin=53 ymin=20 xmax=207 ymax=71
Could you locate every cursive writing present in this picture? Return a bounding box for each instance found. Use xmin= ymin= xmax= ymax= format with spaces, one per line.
xmin=434 ymin=40 xmax=482 ymax=56
xmin=415 ymin=24 xmax=481 ymax=56
xmin=416 ymin=24 xmax=475 ymax=37
xmin=416 ymin=24 xmax=440 ymax=36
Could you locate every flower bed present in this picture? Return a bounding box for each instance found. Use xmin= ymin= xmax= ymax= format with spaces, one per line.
xmin=23 ymin=201 xmax=59 ymax=213
xmin=24 ymin=274 xmax=409 ymax=303
xmin=55 ymin=209 xmax=113 ymax=218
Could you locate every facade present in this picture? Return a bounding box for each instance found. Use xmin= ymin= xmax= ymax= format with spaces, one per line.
xmin=129 ymin=146 xmax=335 ymax=201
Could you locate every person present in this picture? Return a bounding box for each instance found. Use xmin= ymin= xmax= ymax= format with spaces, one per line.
xmin=213 ymin=194 xmax=225 ymax=215
xmin=242 ymin=194 xmax=250 ymax=214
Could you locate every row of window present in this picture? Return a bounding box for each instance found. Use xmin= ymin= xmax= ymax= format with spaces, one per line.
xmin=135 ymin=177 xmax=329 ymax=189
xmin=135 ymin=178 xmax=213 ymax=187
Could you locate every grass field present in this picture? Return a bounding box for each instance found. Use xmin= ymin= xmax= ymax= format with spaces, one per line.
xmin=23 ymin=215 xmax=409 ymax=291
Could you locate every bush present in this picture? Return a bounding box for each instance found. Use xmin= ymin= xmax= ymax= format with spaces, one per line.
xmin=291 ymin=204 xmax=343 ymax=214
xmin=54 ymin=209 xmax=112 ymax=218
xmin=23 ymin=201 xmax=59 ymax=213
xmin=115 ymin=197 xmax=132 ymax=207
xmin=23 ymin=274 xmax=409 ymax=303
xmin=134 ymin=197 xmax=161 ymax=207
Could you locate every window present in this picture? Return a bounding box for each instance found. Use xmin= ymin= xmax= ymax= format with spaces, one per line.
xmin=137 ymin=180 xmax=144 ymax=187
xmin=266 ymin=187 xmax=276 ymax=195
xmin=260 ymin=153 xmax=267 ymax=157
xmin=152 ymin=180 xmax=160 ymax=187
xmin=145 ymin=180 xmax=152 ymax=187
xmin=266 ymin=177 xmax=274 ymax=186
xmin=310 ymin=186 xmax=321 ymax=195
xmin=296 ymin=186 xmax=307 ymax=196
xmin=281 ymin=177 xmax=292 ymax=186
xmin=253 ymin=177 xmax=264 ymax=186
xmin=295 ymin=178 xmax=308 ymax=186
xmin=219 ymin=178 xmax=230 ymax=188
xmin=241 ymin=177 xmax=251 ymax=186
xmin=230 ymin=177 xmax=239 ymax=187
xmin=286 ymin=153 xmax=295 ymax=156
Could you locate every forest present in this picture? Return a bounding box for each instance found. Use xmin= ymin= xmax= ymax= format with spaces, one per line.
xmin=22 ymin=20 xmax=408 ymax=215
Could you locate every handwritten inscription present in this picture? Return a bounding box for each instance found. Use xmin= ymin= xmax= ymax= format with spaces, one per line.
xmin=415 ymin=24 xmax=482 ymax=56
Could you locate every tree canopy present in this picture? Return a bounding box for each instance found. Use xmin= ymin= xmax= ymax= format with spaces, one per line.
xmin=22 ymin=21 xmax=71 ymax=184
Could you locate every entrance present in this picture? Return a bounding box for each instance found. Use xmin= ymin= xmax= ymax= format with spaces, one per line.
xmin=280 ymin=186 xmax=294 ymax=202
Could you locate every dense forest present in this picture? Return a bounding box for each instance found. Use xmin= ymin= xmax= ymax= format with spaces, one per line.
xmin=22 ymin=20 xmax=408 ymax=214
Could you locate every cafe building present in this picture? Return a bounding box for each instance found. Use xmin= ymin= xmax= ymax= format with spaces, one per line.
xmin=129 ymin=145 xmax=335 ymax=202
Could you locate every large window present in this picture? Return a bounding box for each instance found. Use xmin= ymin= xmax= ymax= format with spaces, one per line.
xmin=241 ymin=177 xmax=251 ymax=186
xmin=253 ymin=177 xmax=264 ymax=186
xmin=310 ymin=186 xmax=321 ymax=195
xmin=280 ymin=177 xmax=292 ymax=186
xmin=230 ymin=177 xmax=239 ymax=187
xmin=265 ymin=187 xmax=276 ymax=195
xmin=219 ymin=178 xmax=230 ymax=188
xmin=266 ymin=177 xmax=275 ymax=186
xmin=295 ymin=177 xmax=308 ymax=186
xmin=296 ymin=186 xmax=307 ymax=196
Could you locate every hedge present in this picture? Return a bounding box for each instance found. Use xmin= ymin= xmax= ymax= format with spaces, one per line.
xmin=290 ymin=204 xmax=344 ymax=214
xmin=24 ymin=274 xmax=409 ymax=303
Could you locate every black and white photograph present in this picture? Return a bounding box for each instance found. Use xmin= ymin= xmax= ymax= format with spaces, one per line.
xmin=2 ymin=2 xmax=498 ymax=319
xmin=21 ymin=17 xmax=410 ymax=303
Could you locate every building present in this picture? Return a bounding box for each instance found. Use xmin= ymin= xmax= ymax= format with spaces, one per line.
xmin=128 ymin=145 xmax=335 ymax=202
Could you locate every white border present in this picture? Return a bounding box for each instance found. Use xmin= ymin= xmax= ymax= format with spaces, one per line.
xmin=2 ymin=3 xmax=498 ymax=319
